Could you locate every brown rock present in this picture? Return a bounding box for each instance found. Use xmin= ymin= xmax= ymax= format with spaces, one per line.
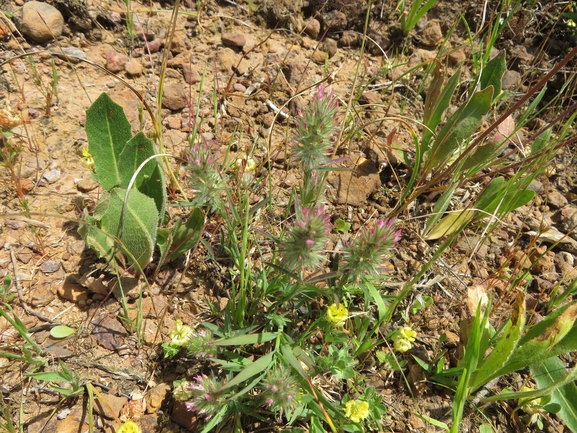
xmin=226 ymin=93 xmax=245 ymax=118
xmin=320 ymin=38 xmax=338 ymax=58
xmin=359 ymin=92 xmax=382 ymax=106
xmin=418 ymin=20 xmax=443 ymax=48
xmin=106 ymin=50 xmax=128 ymax=73
xmin=58 ymin=283 xmax=88 ymax=305
xmin=146 ymin=383 xmax=171 ymax=413
xmin=162 ymin=83 xmax=187 ymax=111
xmin=76 ymin=179 xmax=98 ymax=192
xmin=312 ymin=50 xmax=327 ymax=64
xmin=502 ymin=70 xmax=521 ymax=91
xmin=282 ymin=62 xmax=306 ymax=86
xmin=221 ymin=32 xmax=246 ymax=48
xmin=18 ymin=1 xmax=64 ymax=43
xmin=54 ymin=405 xmax=88 ymax=433
xmin=94 ymin=392 xmax=128 ymax=419
xmin=182 ymin=63 xmax=201 ymax=84
xmin=121 ymin=398 xmax=146 ymax=421
xmin=17 ymin=177 xmax=34 ymax=194
xmin=449 ymin=47 xmax=467 ymax=66
xmin=322 ymin=10 xmax=347 ymax=32
xmin=304 ymin=19 xmax=320 ymax=39
xmin=326 ymin=158 xmax=381 ymax=206
xmin=125 ymin=58 xmax=143 ymax=76
xmin=216 ymin=47 xmax=238 ymax=72
xmin=171 ymin=401 xmax=200 ymax=431
xmin=169 ymin=30 xmax=189 ymax=54
xmin=92 ymin=315 xmax=128 ymax=351
xmin=339 ymin=30 xmax=359 ymax=47
xmin=29 ymin=281 xmax=55 ymax=307
xmin=547 ymin=190 xmax=568 ymax=209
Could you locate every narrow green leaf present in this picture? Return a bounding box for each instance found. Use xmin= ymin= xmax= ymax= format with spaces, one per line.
xmin=429 ymin=86 xmax=493 ymax=168
xmin=27 ymin=371 xmax=70 ymax=382
xmin=85 ymin=93 xmax=133 ymax=191
xmin=165 ymin=207 xmax=205 ymax=264
xmin=531 ymin=128 xmax=552 ymax=156
xmin=424 ymin=182 xmax=460 ymax=235
xmin=214 ymin=332 xmax=278 ymax=346
xmin=480 ymin=51 xmax=506 ymax=98
xmin=423 ymin=68 xmax=461 ymax=148
xmin=474 ymin=177 xmax=505 ymax=211
xmin=532 ymin=357 xmax=577 ymax=431
xmin=218 ymin=351 xmax=275 ymax=391
xmin=50 ymin=326 xmax=76 ymax=339
xmin=471 ymin=293 xmax=525 ymax=391
xmin=425 ymin=210 xmax=476 ymax=240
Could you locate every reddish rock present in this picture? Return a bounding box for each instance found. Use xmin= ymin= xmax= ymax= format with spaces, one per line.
xmin=171 ymin=401 xmax=200 ymax=431
xmin=144 ymin=38 xmax=163 ymax=54
xmin=105 ymin=50 xmax=128 ymax=73
xmin=304 ymin=19 xmax=320 ymax=39
xmin=221 ymin=32 xmax=246 ymax=48
xmin=182 ymin=63 xmax=201 ymax=84
xmin=326 ymin=159 xmax=381 ymax=206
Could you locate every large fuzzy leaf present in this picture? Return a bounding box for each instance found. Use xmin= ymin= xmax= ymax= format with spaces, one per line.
xmin=80 ymin=188 xmax=158 ymax=271
xmin=118 ymin=132 xmax=167 ymax=222
xmin=85 ymin=93 xmax=132 ymax=191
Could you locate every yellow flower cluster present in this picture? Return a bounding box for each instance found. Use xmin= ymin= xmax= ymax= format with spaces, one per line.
xmin=169 ymin=320 xmax=194 ymax=346
xmin=81 ymin=147 xmax=95 ymax=170
xmin=392 ymin=326 xmax=417 ymax=353
xmin=326 ymin=303 xmax=348 ymax=328
xmin=116 ymin=420 xmax=141 ymax=433
xmin=173 ymin=380 xmax=194 ymax=402
xmin=518 ymin=386 xmax=542 ymax=415
xmin=344 ymin=399 xmax=370 ymax=423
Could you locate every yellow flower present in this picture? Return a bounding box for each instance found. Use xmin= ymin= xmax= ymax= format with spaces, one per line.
xmin=326 ymin=303 xmax=348 ymax=328
xmin=518 ymin=386 xmax=542 ymax=415
xmin=344 ymin=399 xmax=370 ymax=423
xmin=81 ymin=147 xmax=95 ymax=170
xmin=173 ymin=380 xmax=194 ymax=402
xmin=169 ymin=320 xmax=193 ymax=346
xmin=392 ymin=326 xmax=417 ymax=353
xmin=116 ymin=420 xmax=141 ymax=433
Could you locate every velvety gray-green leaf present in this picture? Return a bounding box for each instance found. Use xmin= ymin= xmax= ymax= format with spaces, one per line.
xmin=85 ymin=93 xmax=132 ymax=191
xmin=99 ymin=188 xmax=159 ymax=271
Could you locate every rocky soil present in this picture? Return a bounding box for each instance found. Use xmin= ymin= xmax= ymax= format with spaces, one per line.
xmin=1 ymin=0 xmax=577 ymax=432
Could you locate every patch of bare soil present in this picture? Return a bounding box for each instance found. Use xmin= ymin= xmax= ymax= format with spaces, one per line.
xmin=0 ymin=0 xmax=576 ymax=432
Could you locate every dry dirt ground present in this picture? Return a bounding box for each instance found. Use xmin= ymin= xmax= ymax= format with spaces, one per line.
xmin=0 ymin=0 xmax=577 ymax=432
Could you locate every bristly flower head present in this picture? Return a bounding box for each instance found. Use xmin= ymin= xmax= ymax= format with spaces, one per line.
xmin=281 ymin=206 xmax=332 ymax=273
xmin=187 ymin=139 xmax=228 ymax=210
xmin=185 ymin=374 xmax=227 ymax=420
xmin=260 ymin=365 xmax=301 ymax=416
xmin=185 ymin=328 xmax=218 ymax=359
xmin=341 ymin=218 xmax=401 ymax=283
xmin=292 ymin=85 xmax=339 ymax=173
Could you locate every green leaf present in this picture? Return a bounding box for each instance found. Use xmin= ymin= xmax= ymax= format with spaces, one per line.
xmin=334 ymin=218 xmax=351 ymax=233
xmin=531 ymin=128 xmax=552 ymax=156
xmin=480 ymin=50 xmax=506 ymax=98
xmin=50 ymin=326 xmax=75 ymax=339
xmin=429 ymin=86 xmax=493 ymax=168
xmin=164 ymin=208 xmax=205 ymax=264
xmin=214 ymin=332 xmax=278 ymax=346
xmin=425 ymin=210 xmax=476 ymax=240
xmin=495 ymin=303 xmax=577 ymax=379
xmin=218 ymin=351 xmax=274 ymax=391
xmin=471 ymin=293 xmax=525 ymax=391
xmin=474 ymin=177 xmax=505 ymax=211
xmin=83 ymin=188 xmax=159 ymax=271
xmin=424 ymin=182 xmax=460 ymax=235
xmin=532 ymin=357 xmax=577 ymax=430
xmin=117 ymin=132 xmax=158 ymax=189
xmin=423 ymin=67 xmax=461 ymax=149
xmin=85 ymin=93 xmax=133 ymax=191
